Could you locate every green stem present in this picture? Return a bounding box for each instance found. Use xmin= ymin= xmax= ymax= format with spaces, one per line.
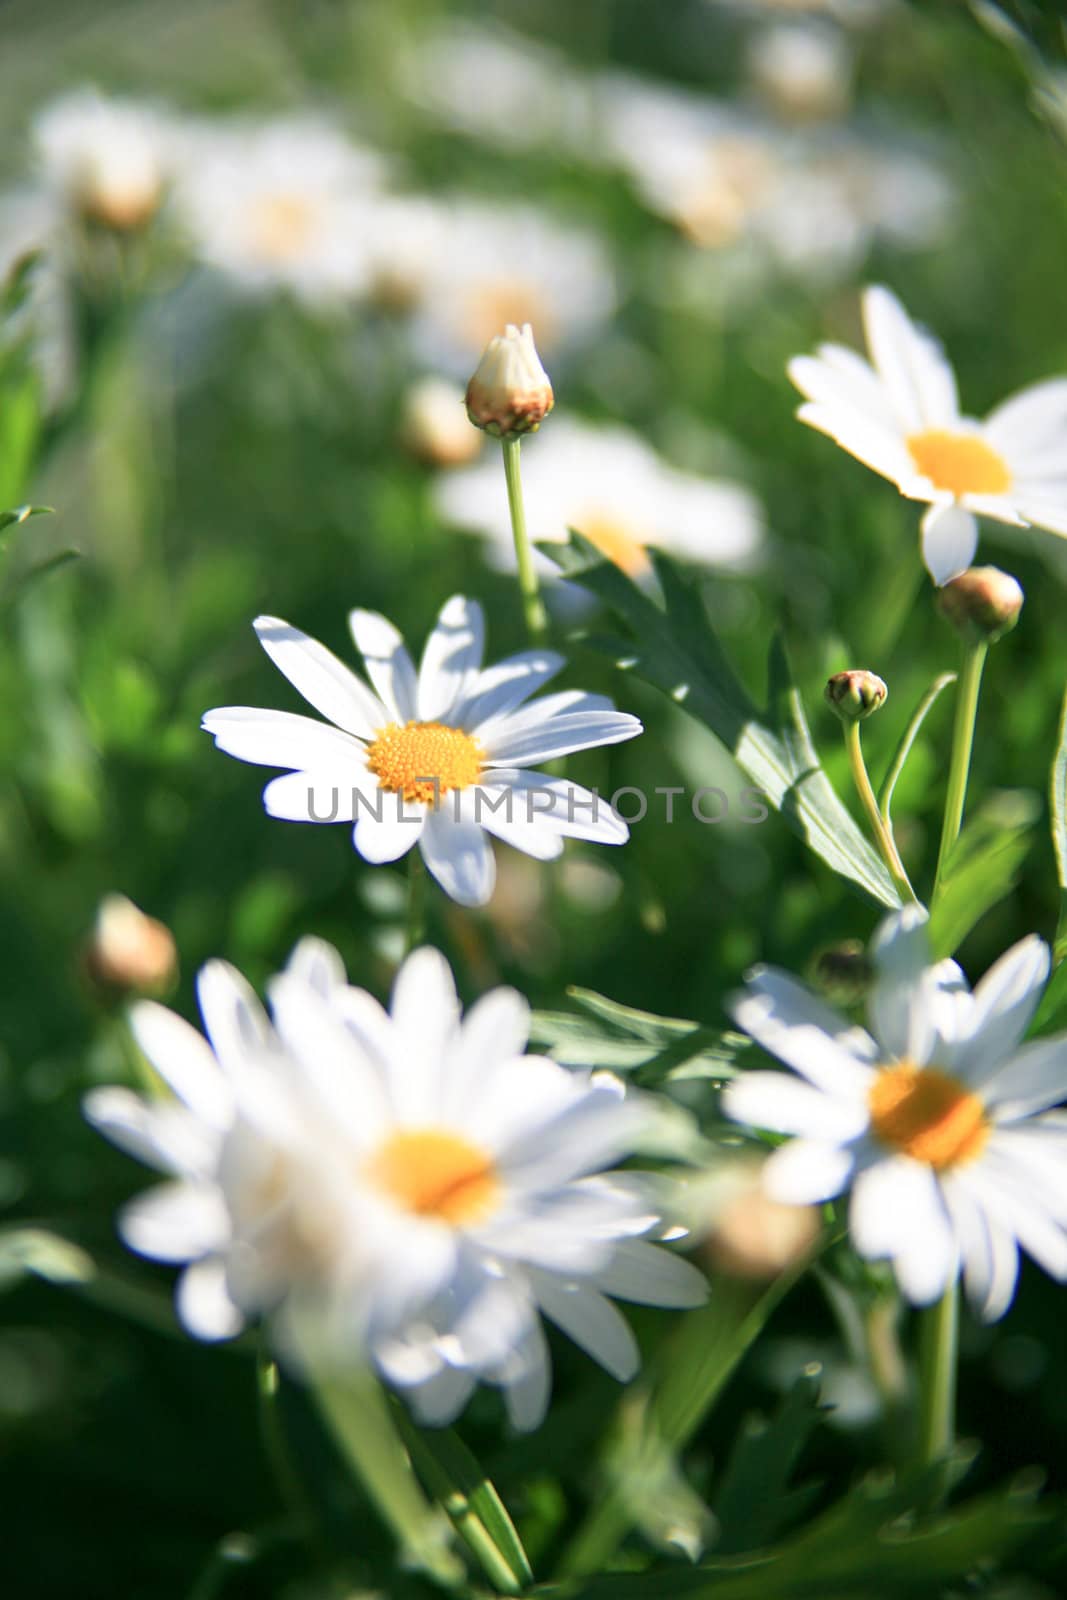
xmin=311 ymin=1365 xmax=462 ymax=1587
xmin=878 ymin=671 xmax=957 ymax=827
xmin=256 ymin=1349 xmax=321 ymax=1551
xmin=405 ymin=848 xmax=426 ymax=953
xmin=843 ymin=723 xmax=918 ymax=905
xmin=916 ymin=1282 xmax=958 ymax=1494
xmin=933 ymin=642 xmax=987 ymax=902
xmin=502 ymin=435 xmax=548 ymax=644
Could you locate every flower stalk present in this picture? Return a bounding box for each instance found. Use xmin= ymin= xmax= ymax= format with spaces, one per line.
xmin=933 ymin=641 xmax=987 ymax=902
xmin=843 ymin=721 xmax=917 ymax=905
xmin=916 ymin=1282 xmax=958 ymax=1495
xmin=502 ymin=435 xmax=549 ymax=645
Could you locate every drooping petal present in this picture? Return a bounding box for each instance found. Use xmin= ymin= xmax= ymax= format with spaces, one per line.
xmin=920 ymin=502 xmax=977 ymax=586
xmin=418 ymin=806 xmax=496 ymax=907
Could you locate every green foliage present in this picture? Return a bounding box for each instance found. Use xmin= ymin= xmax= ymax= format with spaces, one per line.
xmin=928 ymin=791 xmax=1039 ymax=959
xmin=547 ymin=536 xmax=901 ymax=909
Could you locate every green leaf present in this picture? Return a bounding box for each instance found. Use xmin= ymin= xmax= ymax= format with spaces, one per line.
xmin=397 ymin=1412 xmax=535 ymax=1593
xmin=0 ymin=503 xmax=52 ymax=539
xmin=712 ymin=1367 xmax=827 ymax=1554
xmin=545 ymin=537 xmax=900 ymax=908
xmin=0 ymin=368 xmax=42 ymax=508
xmin=531 ymin=987 xmax=749 ymax=1086
xmin=0 ymin=544 xmax=80 ymax=609
xmin=539 ymin=1459 xmax=1055 ymax=1598
xmin=927 ymin=791 xmax=1038 ymax=959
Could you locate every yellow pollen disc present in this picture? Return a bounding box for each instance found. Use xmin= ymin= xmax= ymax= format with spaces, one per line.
xmin=366 ymin=721 xmax=484 ymax=806
xmin=906 ymin=429 xmax=1012 ymax=498
xmin=249 ymin=193 xmax=317 ymax=262
xmin=366 ymin=1129 xmax=500 ymax=1225
xmin=868 ymin=1063 xmax=989 ymax=1170
xmin=577 ymin=512 xmax=653 ymax=578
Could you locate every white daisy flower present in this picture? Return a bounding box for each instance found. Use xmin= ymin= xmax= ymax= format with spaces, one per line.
xmin=723 ymin=907 xmax=1067 ymax=1318
xmin=405 ymin=201 xmax=616 ymax=375
xmin=202 ymin=595 xmax=641 ymax=907
xmin=86 ymin=940 xmax=707 ymax=1429
xmin=173 ymin=115 xmax=384 ymax=306
xmin=745 ymin=21 xmax=853 ymax=124
xmin=789 ymin=284 xmax=1067 ymax=584
xmin=433 ymin=416 xmax=764 ymax=581
xmin=33 ymin=88 xmax=175 ymax=232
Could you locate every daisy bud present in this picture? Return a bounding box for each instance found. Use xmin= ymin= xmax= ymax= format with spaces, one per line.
xmin=825 ymin=669 xmax=887 ymax=723
xmin=702 ymin=1159 xmax=820 ymax=1281
xmin=402 ymin=377 xmax=483 ymax=468
xmin=937 ymin=566 xmax=1024 ymax=645
xmin=86 ymin=894 xmax=177 ymax=996
xmin=465 ymin=322 xmax=554 ymax=439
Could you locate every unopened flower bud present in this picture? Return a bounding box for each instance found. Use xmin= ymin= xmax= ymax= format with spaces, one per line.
xmin=465 ymin=322 xmax=554 ymax=439
xmin=825 ymin=669 xmax=887 ymax=723
xmin=401 ymin=378 xmax=483 ymax=468
xmin=701 ymin=1158 xmax=820 ymax=1281
xmin=937 ymin=566 xmax=1023 ymax=644
xmin=86 ymin=895 xmax=177 ymax=996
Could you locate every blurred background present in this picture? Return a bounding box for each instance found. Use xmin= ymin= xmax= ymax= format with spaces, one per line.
xmin=3 ymin=0 xmax=1067 ymax=1594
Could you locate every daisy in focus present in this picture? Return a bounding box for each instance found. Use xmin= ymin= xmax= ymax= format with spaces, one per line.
xmin=723 ymin=907 xmax=1067 ymax=1318
xmin=433 ymin=416 xmax=764 ymax=581
xmin=33 ymin=88 xmax=175 ymax=232
xmin=86 ymin=941 xmax=706 ymax=1428
xmin=173 ymin=115 xmax=384 ymax=306
xmin=202 ymin=595 xmax=640 ymax=906
xmin=789 ymin=284 xmax=1067 ymax=584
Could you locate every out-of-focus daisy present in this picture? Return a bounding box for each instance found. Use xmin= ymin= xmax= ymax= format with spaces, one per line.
xmin=745 ymin=21 xmax=853 ymax=123
xmin=723 ymin=907 xmax=1067 ymax=1318
xmin=434 ymin=416 xmax=764 ymax=580
xmin=173 ymin=116 xmax=383 ymax=306
xmin=401 ymin=20 xmax=596 ymax=157
xmin=406 ymin=201 xmax=616 ymax=374
xmin=33 ymin=88 xmax=175 ymax=232
xmin=401 ymin=377 xmax=483 ymax=467
xmin=86 ymin=941 xmax=706 ymax=1427
xmin=202 ymin=596 xmax=640 ymax=906
xmin=789 ymin=285 xmax=1067 ymax=583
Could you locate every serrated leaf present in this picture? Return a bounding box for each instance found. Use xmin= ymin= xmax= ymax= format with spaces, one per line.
xmin=545 ymin=536 xmax=899 ymax=908
xmin=713 ymin=1367 xmax=827 ymax=1554
xmin=928 ymin=791 xmax=1037 ymax=959
xmin=531 ymin=988 xmax=749 ymax=1086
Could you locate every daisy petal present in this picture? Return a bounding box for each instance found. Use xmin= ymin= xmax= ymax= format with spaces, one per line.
xmin=594 ymin=1239 xmax=709 ymax=1307
xmin=723 ymin=1071 xmax=868 ymax=1141
xmin=417 ymin=595 xmax=485 ymax=722
xmin=419 ymin=807 xmax=496 ymax=907
xmin=454 ymin=649 xmax=566 ymax=730
xmin=863 ymin=284 xmax=959 ymax=432
xmin=201 ymin=706 xmax=369 ymax=771
xmin=762 ymin=1138 xmax=854 ymax=1204
xmin=128 ymin=1001 xmax=232 ymax=1129
xmin=964 ymin=936 xmax=1051 ymax=1083
xmin=119 ymin=1180 xmax=229 ymax=1263
xmin=920 ymin=502 xmax=977 ymax=586
xmin=353 ymin=800 xmax=426 ymax=864
xmin=483 ymin=710 xmax=642 ymax=766
xmin=348 ymin=609 xmax=419 ymax=722
xmin=176 ymin=1257 xmax=244 ymax=1341
xmin=253 ymin=616 xmax=384 ymax=737
xmin=729 ymin=968 xmax=877 ymax=1096
xmin=530 ymin=1274 xmax=639 ymax=1383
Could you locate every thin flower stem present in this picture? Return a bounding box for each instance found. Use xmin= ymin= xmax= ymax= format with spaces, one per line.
xmin=916 ymin=1282 xmax=958 ymax=1494
xmin=933 ymin=641 xmax=988 ymax=902
xmin=879 ymin=671 xmax=957 ymax=828
xmin=255 ymin=1348 xmax=322 ymax=1553
xmin=502 ymin=435 xmax=548 ymax=645
xmin=843 ymin=723 xmax=918 ymax=905
xmin=405 ymin=849 xmax=425 ymax=954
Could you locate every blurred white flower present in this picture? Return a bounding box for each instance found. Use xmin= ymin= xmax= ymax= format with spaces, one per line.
xmin=33 ymin=88 xmax=175 ymax=231
xmin=402 ymin=20 xmax=597 ymax=157
xmin=401 ymin=377 xmax=483 ymax=467
xmin=434 ymin=416 xmax=764 ymax=579
xmin=406 ymin=201 xmax=616 ymax=374
xmin=86 ymin=940 xmax=706 ymax=1427
xmin=173 ymin=116 xmax=384 ymax=306
xmin=745 ymin=21 xmax=853 ymax=123
xmin=724 ymin=907 xmax=1067 ymax=1319
xmin=202 ymin=595 xmax=641 ymax=907
xmin=789 ymin=284 xmax=1067 ymax=583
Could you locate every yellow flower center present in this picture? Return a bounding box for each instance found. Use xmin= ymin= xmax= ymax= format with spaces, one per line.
xmin=906 ymin=430 xmax=1012 ymax=498
xmin=576 ymin=512 xmax=652 ymax=578
xmin=249 ymin=193 xmax=317 ymax=262
xmin=366 ymin=721 xmax=484 ymax=806
xmin=867 ymin=1062 xmax=989 ymax=1170
xmin=366 ymin=1129 xmax=500 ymax=1224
